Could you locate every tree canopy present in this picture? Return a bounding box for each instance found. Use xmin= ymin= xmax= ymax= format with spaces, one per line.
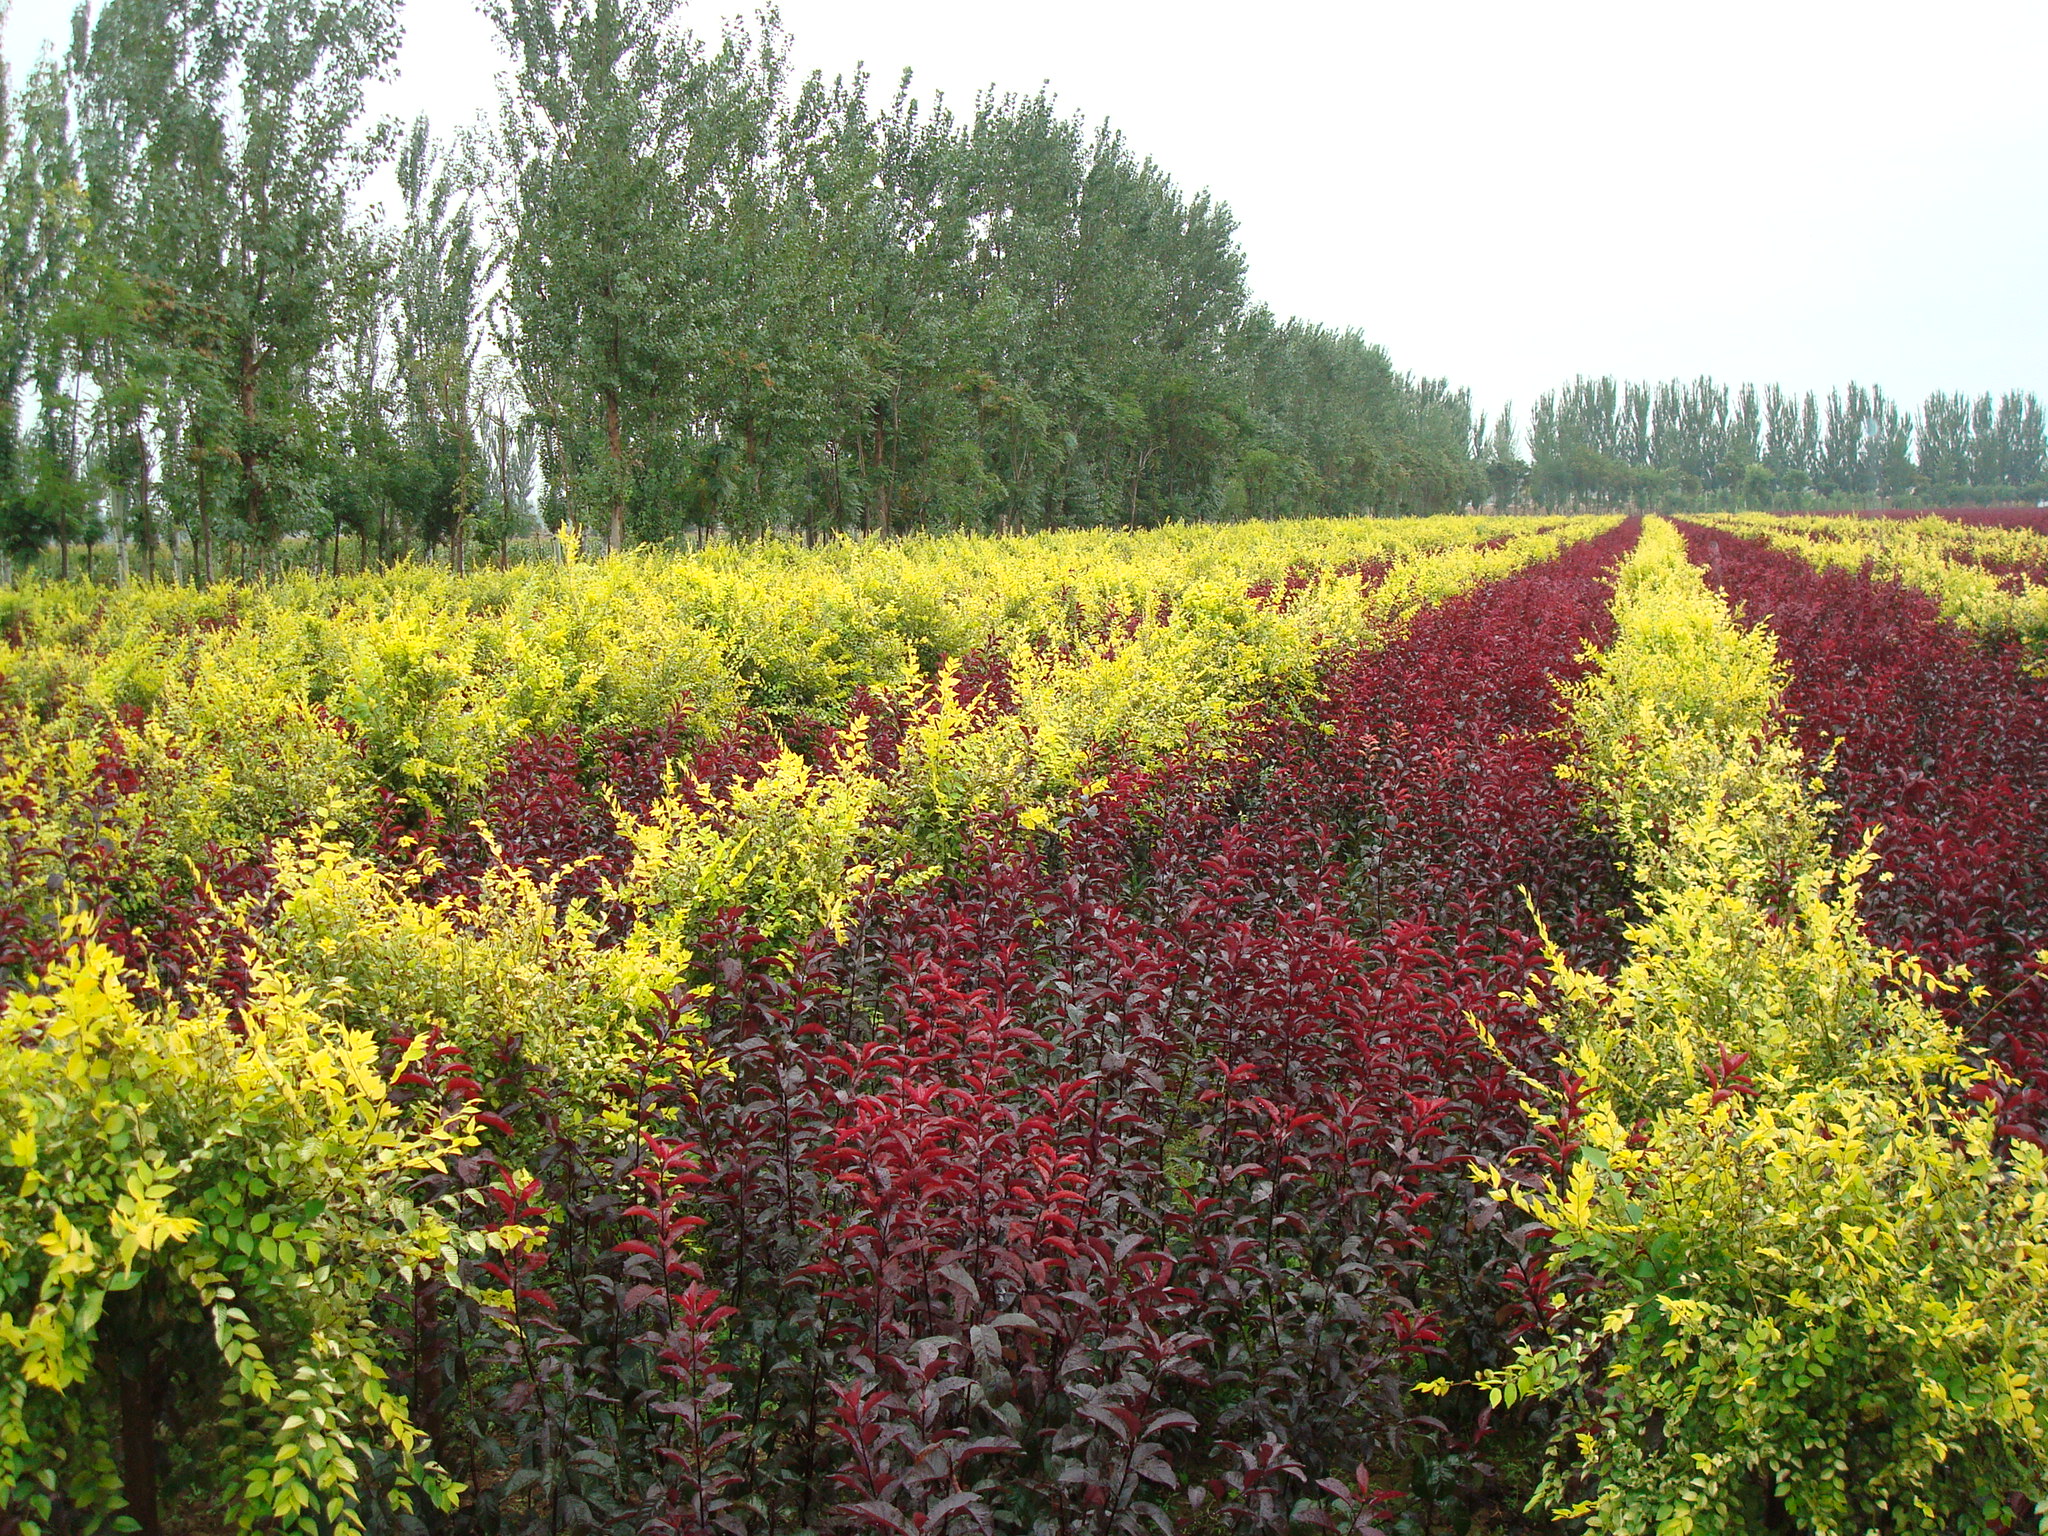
xmin=1 ymin=1 xmax=2040 ymax=578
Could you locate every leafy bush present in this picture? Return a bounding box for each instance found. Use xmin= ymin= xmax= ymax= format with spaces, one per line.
xmin=264 ymin=839 xmax=695 ymax=1100
xmin=617 ymin=738 xmax=882 ymax=950
xmin=1486 ymin=517 xmax=2048 ymax=1534
xmin=0 ymin=935 xmax=476 ymax=1534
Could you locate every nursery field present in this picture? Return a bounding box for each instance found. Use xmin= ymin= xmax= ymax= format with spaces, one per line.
xmin=3 ymin=509 xmax=2048 ymax=1536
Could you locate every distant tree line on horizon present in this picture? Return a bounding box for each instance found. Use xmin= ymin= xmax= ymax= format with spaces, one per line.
xmin=1498 ymin=375 xmax=2047 ymax=512
xmin=0 ymin=0 xmax=2040 ymax=584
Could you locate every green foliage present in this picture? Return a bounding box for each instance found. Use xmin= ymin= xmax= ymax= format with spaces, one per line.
xmin=1482 ymin=518 xmax=2048 ymax=1532
xmin=0 ymin=935 xmax=472 ymax=1533
xmin=1518 ymin=377 xmax=2046 ymax=510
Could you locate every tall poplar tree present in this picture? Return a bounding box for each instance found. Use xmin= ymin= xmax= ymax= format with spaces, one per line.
xmin=392 ymin=117 xmax=489 ymax=566
xmin=491 ymin=0 xmax=772 ymax=551
xmin=71 ymin=0 xmax=399 ymax=575
xmin=0 ymin=47 xmax=85 ymax=567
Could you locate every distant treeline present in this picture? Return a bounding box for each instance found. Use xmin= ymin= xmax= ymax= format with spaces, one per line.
xmin=1 ymin=1 xmax=2040 ymax=583
xmin=0 ymin=0 xmax=1479 ymax=580
xmin=1503 ymin=377 xmax=2047 ymax=510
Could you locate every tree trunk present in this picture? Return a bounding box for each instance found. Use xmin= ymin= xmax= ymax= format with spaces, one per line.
xmin=744 ymin=422 xmax=761 ymax=538
xmin=454 ymin=397 xmax=472 ymax=576
xmin=197 ymin=440 xmax=214 ymax=588
xmin=871 ymin=400 xmax=891 ymax=539
xmin=109 ymin=1337 xmax=162 ymax=1536
xmin=498 ymin=413 xmax=514 ymax=572
xmin=1127 ymin=448 xmax=1150 ymax=532
xmin=604 ymin=386 xmax=625 ymax=553
xmin=135 ymin=420 xmax=156 ymax=581
xmin=239 ymin=337 xmax=264 ymax=543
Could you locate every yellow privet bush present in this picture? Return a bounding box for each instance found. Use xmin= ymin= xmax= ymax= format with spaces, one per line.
xmin=615 ymin=738 xmax=882 ymax=949
xmin=1705 ymin=510 xmax=2048 ymax=585
xmin=1699 ymin=511 xmax=2048 ymax=645
xmin=1504 ymin=1081 xmax=2048 ymax=1536
xmin=1552 ymin=518 xmax=1954 ymax=1113
xmin=1480 ymin=518 xmax=2048 ymax=1534
xmin=0 ymin=935 xmax=475 ymax=1534
xmin=1 ymin=516 xmax=1528 ymax=739
xmin=136 ymin=639 xmax=379 ymax=865
xmin=264 ymin=840 xmax=695 ymax=1099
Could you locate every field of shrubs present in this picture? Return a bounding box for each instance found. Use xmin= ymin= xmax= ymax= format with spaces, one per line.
xmin=3 ymin=509 xmax=2047 ymax=1536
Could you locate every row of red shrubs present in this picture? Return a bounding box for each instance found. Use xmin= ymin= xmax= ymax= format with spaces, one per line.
xmin=362 ymin=522 xmax=1637 ymax=1535
xmin=17 ymin=513 xmax=2045 ymax=1532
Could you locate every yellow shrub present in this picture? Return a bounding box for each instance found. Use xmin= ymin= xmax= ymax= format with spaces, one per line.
xmin=1 ymin=516 xmax=1621 ymax=965
xmin=1481 ymin=518 xmax=2048 ymax=1533
xmin=0 ymin=727 xmax=158 ymax=965
xmin=0 ymin=935 xmax=473 ymax=1534
xmin=135 ymin=638 xmax=376 ymax=864
xmin=891 ymin=518 xmax=1625 ymax=833
xmin=615 ymin=740 xmax=881 ymax=949
xmin=263 ymin=840 xmax=696 ymax=1101
xmin=1505 ymin=1080 xmax=2048 ymax=1535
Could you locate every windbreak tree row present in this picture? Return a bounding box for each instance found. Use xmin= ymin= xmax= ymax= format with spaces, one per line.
xmin=0 ymin=0 xmax=1485 ymax=581
xmin=1500 ymin=377 xmax=2048 ymax=510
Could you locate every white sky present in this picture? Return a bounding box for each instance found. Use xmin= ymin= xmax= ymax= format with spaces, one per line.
xmin=7 ymin=0 xmax=2044 ymax=422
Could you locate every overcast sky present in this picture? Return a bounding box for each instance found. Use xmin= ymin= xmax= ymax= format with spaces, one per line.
xmin=6 ymin=0 xmax=2043 ymax=420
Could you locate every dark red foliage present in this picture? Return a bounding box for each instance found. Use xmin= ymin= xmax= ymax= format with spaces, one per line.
xmin=1679 ymin=522 xmax=2048 ymax=1087
xmin=3 ymin=531 xmax=1638 ymax=1534
xmin=399 ymin=524 xmax=1640 ymax=1536
xmin=134 ymin=848 xmax=274 ymax=1007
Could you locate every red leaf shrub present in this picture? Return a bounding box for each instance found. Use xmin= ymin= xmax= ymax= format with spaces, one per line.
xmin=394 ymin=525 xmax=1640 ymax=1533
xmin=1679 ymin=522 xmax=2048 ymax=1092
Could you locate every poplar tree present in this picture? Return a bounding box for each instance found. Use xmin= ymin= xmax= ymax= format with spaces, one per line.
xmin=0 ymin=48 xmax=84 ymax=568
xmin=491 ymin=0 xmax=768 ymax=551
xmin=70 ymin=0 xmax=399 ymax=576
xmin=392 ymin=118 xmax=488 ymax=567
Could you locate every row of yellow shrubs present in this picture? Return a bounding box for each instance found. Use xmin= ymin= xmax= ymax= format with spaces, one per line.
xmin=1478 ymin=519 xmax=2048 ymax=1533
